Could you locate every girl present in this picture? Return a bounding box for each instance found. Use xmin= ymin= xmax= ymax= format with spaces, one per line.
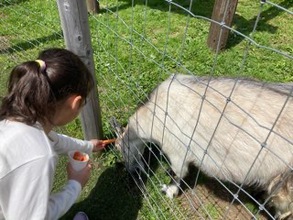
xmin=0 ymin=48 xmax=105 ymax=220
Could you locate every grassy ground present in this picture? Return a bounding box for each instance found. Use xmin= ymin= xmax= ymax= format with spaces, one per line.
xmin=0 ymin=0 xmax=292 ymax=219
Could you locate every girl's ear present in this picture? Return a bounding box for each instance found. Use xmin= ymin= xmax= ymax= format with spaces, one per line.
xmin=69 ymin=95 xmax=83 ymax=110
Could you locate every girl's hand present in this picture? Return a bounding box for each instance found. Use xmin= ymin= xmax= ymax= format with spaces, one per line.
xmin=67 ymin=162 xmax=91 ymax=188
xmin=90 ymin=139 xmax=106 ymax=152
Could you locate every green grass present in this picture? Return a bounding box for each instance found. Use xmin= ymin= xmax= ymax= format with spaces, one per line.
xmin=0 ymin=0 xmax=292 ymax=219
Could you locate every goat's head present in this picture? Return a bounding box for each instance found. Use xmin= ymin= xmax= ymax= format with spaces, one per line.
xmin=267 ymin=171 xmax=293 ymax=219
xmin=111 ymin=117 xmax=146 ymax=175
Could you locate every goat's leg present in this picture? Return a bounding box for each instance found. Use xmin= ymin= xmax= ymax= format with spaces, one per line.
xmin=161 ymin=162 xmax=189 ymax=198
xmin=161 ymin=175 xmax=181 ymax=199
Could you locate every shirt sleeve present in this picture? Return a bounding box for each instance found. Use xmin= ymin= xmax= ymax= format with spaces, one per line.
xmin=48 ymin=131 xmax=93 ymax=155
xmin=0 ymin=156 xmax=81 ymax=220
xmin=46 ymin=180 xmax=81 ymax=220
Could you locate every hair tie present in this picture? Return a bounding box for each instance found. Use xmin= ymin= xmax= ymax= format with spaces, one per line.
xmin=35 ymin=59 xmax=46 ymax=73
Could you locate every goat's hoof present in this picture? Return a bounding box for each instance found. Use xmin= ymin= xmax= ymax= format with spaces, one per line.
xmin=161 ymin=184 xmax=179 ymax=199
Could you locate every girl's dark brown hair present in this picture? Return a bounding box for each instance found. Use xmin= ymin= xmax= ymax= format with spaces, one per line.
xmin=0 ymin=48 xmax=94 ymax=125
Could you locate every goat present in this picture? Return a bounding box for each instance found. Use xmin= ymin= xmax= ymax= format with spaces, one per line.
xmin=267 ymin=171 xmax=293 ymax=219
xmin=114 ymin=74 xmax=293 ymax=218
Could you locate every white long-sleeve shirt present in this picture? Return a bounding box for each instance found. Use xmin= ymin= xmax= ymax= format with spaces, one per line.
xmin=0 ymin=120 xmax=93 ymax=220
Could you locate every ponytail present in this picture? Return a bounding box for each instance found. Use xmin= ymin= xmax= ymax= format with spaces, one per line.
xmin=0 ymin=48 xmax=94 ymax=126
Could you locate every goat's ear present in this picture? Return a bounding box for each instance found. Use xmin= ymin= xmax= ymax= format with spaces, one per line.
xmin=286 ymin=174 xmax=293 ymax=192
xmin=110 ymin=117 xmax=124 ymax=137
xmin=267 ymin=174 xmax=280 ymax=195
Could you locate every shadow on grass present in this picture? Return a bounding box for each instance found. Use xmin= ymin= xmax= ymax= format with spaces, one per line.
xmin=0 ymin=0 xmax=29 ymax=8
xmin=227 ymin=0 xmax=291 ymax=49
xmin=97 ymin=0 xmax=290 ymax=50
xmin=141 ymin=147 xmax=272 ymax=218
xmin=60 ymin=165 xmax=143 ymax=220
xmin=0 ymin=31 xmax=63 ymax=55
xmin=168 ymin=163 xmax=272 ymax=218
xmin=99 ymin=0 xmax=215 ymax=18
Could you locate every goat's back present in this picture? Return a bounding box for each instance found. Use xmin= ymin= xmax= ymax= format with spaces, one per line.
xmin=132 ymin=74 xmax=293 ymax=187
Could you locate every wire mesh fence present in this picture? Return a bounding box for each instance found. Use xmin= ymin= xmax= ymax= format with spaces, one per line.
xmin=0 ymin=0 xmax=293 ymax=219
xmin=0 ymin=0 xmax=63 ymax=110
xmin=93 ymin=1 xmax=292 ymax=218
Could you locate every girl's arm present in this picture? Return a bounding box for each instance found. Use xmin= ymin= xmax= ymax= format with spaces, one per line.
xmin=0 ymin=155 xmax=80 ymax=220
xmin=48 ymin=131 xmax=107 ymax=154
xmin=48 ymin=131 xmax=93 ymax=155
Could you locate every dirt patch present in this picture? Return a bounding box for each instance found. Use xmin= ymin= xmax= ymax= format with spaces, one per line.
xmin=177 ymin=176 xmax=272 ymax=220
xmin=126 ymin=149 xmax=275 ymax=219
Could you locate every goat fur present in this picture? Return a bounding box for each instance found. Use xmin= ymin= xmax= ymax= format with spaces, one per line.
xmin=115 ymin=74 xmax=293 ymax=217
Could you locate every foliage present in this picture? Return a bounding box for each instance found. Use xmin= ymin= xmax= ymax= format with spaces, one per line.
xmin=0 ymin=0 xmax=292 ymax=219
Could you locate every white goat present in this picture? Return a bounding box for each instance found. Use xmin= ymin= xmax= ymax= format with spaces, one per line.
xmin=115 ymin=74 xmax=293 ymax=219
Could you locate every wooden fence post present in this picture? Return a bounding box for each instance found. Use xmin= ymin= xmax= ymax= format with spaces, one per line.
xmin=86 ymin=0 xmax=100 ymax=14
xmin=57 ymin=0 xmax=103 ymax=140
xmin=207 ymin=0 xmax=238 ymax=51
